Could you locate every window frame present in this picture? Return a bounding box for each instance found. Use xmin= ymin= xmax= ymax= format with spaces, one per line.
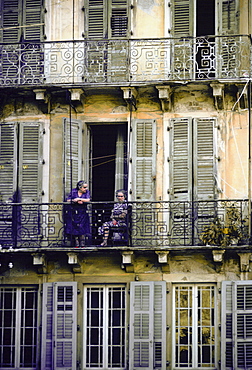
xmin=0 ymin=285 xmax=39 ymax=369
xmin=172 ymin=283 xmax=217 ymax=369
xmin=83 ymin=284 xmax=127 ymax=369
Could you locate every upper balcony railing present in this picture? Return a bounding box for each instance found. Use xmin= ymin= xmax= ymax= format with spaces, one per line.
xmin=0 ymin=35 xmax=251 ymax=87
xmin=0 ymin=199 xmax=250 ymax=249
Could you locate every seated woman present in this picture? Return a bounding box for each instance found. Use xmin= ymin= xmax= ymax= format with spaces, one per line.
xmin=65 ymin=180 xmax=91 ymax=247
xmin=99 ymin=190 xmax=127 ymax=246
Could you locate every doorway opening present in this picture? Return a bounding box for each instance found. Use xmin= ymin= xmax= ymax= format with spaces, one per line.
xmin=89 ymin=123 xmax=128 ymax=201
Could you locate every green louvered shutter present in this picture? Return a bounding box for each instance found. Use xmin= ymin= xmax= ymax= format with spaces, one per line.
xmin=19 ymin=122 xmax=43 ymax=203
xmin=170 ymin=118 xmax=191 ymax=201
xmin=0 ymin=123 xmax=17 ymax=202
xmin=41 ymin=282 xmax=77 ymax=370
xmin=221 ymin=281 xmax=252 ymax=369
xmin=131 ymin=120 xmax=156 ymax=201
xmin=129 ymin=282 xmax=166 ymax=370
xmin=64 ymin=118 xmax=82 ymax=198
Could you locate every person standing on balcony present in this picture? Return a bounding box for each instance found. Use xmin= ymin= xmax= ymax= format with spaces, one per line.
xmin=99 ymin=190 xmax=128 ymax=246
xmin=65 ymin=180 xmax=91 ymax=247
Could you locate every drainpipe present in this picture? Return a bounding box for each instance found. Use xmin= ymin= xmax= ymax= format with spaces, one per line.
xmin=248 ymin=78 xmax=251 ymax=241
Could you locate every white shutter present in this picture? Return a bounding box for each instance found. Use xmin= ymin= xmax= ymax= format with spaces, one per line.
xmin=131 ymin=120 xmax=156 ymax=201
xmin=64 ymin=118 xmax=82 ymax=198
xmin=170 ymin=118 xmax=191 ymax=201
xmin=129 ymin=281 xmax=166 ymax=370
xmin=19 ymin=122 xmax=43 ymax=203
xmin=221 ymin=280 xmax=252 ymax=369
xmin=0 ymin=122 xmax=17 ymax=202
xmin=194 ymin=118 xmax=217 ymax=200
xmin=41 ymin=282 xmax=77 ymax=370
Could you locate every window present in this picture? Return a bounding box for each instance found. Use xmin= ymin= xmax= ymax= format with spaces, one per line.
xmin=0 ymin=122 xmax=44 ymax=247
xmin=222 ymin=281 xmax=252 ymax=369
xmin=83 ymin=285 xmax=126 ymax=368
xmin=0 ymin=286 xmax=38 ymax=369
xmin=130 ymin=119 xmax=156 ymax=201
xmin=171 ymin=0 xmax=239 ymax=79
xmin=84 ymin=0 xmax=130 ymax=82
xmin=173 ymin=284 xmax=217 ymax=368
xmin=167 ymin=117 xmax=218 ymax=245
xmin=0 ymin=0 xmax=44 ymax=84
xmin=41 ymin=282 xmax=77 ymax=370
xmin=129 ymin=282 xmax=166 ymax=370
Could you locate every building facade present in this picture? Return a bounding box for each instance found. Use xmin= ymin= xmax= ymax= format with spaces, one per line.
xmin=0 ymin=0 xmax=252 ymax=369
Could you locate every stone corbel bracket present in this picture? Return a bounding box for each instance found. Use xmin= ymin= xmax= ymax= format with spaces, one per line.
xmin=32 ymin=253 xmax=47 ymax=274
xmin=212 ymin=250 xmax=225 ymax=263
xmin=67 ymin=252 xmax=82 ymax=273
xmin=33 ymin=89 xmax=49 ymax=103
xmin=120 ymin=87 xmax=137 ymax=110
xmin=238 ymin=252 xmax=251 ymax=273
xmin=156 ymin=85 xmax=172 ymax=112
xmin=210 ymin=83 xmax=225 ymax=110
xmin=121 ymin=251 xmax=134 ymax=272
xmin=68 ymin=88 xmax=84 ymax=102
xmin=155 ymin=251 xmax=170 ymax=272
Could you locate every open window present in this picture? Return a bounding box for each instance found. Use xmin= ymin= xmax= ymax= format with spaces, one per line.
xmin=171 ymin=0 xmax=239 ymax=79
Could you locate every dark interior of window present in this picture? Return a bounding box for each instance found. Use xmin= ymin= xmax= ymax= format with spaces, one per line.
xmin=196 ymin=0 xmax=215 ymax=36
xmin=90 ymin=124 xmax=127 ymax=201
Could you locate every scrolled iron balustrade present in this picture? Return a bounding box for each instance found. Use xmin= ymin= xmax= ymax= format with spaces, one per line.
xmin=0 ymin=35 xmax=250 ymax=86
xmin=0 ymin=200 xmax=250 ymax=248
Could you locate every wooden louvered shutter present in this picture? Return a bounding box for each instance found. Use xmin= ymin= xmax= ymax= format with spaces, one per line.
xmin=218 ymin=0 xmax=239 ymax=77
xmin=64 ymin=118 xmax=82 ymax=198
xmin=194 ymin=118 xmax=217 ymax=200
xmin=109 ymin=0 xmax=128 ymax=38
xmin=219 ymin=0 xmax=238 ymax=35
xmin=19 ymin=122 xmax=42 ymax=203
xmin=221 ymin=281 xmax=252 ymax=369
xmin=87 ymin=0 xmax=106 ymax=38
xmin=41 ymin=282 xmax=77 ymax=370
xmin=172 ymin=0 xmax=193 ymax=37
xmin=129 ymin=282 xmax=166 ymax=370
xmin=0 ymin=123 xmax=17 ymax=202
xmin=172 ymin=0 xmax=193 ymax=79
xmin=131 ymin=120 xmax=156 ymax=201
xmin=23 ymin=0 xmax=43 ymax=41
xmin=170 ymin=118 xmax=191 ymax=201
xmin=1 ymin=0 xmax=20 ymax=42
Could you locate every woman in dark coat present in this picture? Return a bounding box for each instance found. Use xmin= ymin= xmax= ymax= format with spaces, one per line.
xmin=65 ymin=180 xmax=91 ymax=247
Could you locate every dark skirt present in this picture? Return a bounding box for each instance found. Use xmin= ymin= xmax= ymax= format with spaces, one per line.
xmin=64 ymin=204 xmax=91 ymax=236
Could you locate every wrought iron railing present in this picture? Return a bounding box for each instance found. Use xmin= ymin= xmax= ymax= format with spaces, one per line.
xmin=0 ymin=200 xmax=250 ymax=248
xmin=0 ymin=35 xmax=251 ymax=86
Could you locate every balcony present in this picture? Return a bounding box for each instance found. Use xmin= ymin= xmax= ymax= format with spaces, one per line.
xmin=0 ymin=35 xmax=251 ymax=87
xmin=0 ymin=199 xmax=250 ymax=250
